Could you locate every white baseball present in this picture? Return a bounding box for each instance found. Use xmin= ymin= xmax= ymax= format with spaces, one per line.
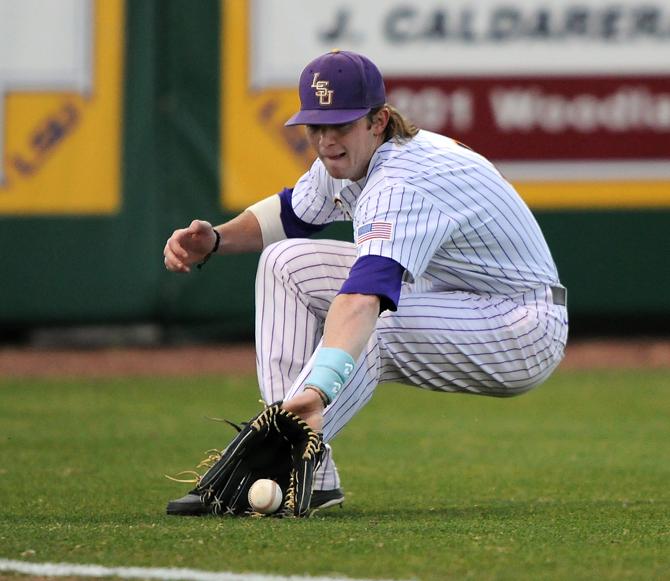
xmin=248 ymin=479 xmax=283 ymax=514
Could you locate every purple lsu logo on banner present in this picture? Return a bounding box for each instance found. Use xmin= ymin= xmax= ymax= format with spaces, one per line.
xmin=356 ymin=221 xmax=394 ymax=244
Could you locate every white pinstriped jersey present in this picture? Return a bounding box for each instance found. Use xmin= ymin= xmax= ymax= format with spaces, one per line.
xmin=290 ymin=130 xmax=560 ymax=295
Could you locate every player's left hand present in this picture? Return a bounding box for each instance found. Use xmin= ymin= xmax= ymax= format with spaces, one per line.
xmin=281 ymin=389 xmax=326 ymax=431
xmin=171 ymin=403 xmax=324 ymax=517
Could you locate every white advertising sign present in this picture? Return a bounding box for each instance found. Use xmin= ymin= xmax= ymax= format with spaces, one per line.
xmin=251 ymin=0 xmax=670 ymax=87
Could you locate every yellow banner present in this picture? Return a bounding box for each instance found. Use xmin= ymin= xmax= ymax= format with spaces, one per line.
xmin=220 ymin=1 xmax=315 ymax=212
xmin=518 ymin=181 xmax=670 ymax=210
xmin=0 ymin=0 xmax=123 ymax=215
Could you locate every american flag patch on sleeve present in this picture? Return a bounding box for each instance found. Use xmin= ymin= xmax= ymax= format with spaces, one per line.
xmin=356 ymin=221 xmax=394 ymax=244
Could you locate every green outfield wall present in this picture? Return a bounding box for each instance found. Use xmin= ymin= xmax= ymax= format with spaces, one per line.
xmin=1 ymin=0 xmax=668 ymax=338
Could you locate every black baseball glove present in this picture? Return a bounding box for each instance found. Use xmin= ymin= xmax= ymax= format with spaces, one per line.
xmin=167 ymin=403 xmax=324 ymax=517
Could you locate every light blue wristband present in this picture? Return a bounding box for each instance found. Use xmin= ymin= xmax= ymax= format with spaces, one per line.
xmin=305 ymin=347 xmax=356 ymax=405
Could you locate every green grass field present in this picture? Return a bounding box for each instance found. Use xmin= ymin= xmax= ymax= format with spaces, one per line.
xmin=1 ymin=369 xmax=669 ymax=580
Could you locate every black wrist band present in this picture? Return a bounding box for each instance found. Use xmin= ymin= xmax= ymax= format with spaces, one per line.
xmin=196 ymin=228 xmax=221 ymax=270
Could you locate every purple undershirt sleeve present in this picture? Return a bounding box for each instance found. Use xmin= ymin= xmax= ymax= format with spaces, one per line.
xmin=278 ymin=188 xmax=328 ymax=238
xmin=338 ymin=255 xmax=405 ymax=312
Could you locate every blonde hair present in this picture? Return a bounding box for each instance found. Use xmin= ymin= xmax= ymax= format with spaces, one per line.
xmin=367 ymin=104 xmax=419 ymax=144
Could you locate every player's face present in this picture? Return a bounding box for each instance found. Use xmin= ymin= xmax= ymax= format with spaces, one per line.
xmin=306 ymin=113 xmax=386 ymax=181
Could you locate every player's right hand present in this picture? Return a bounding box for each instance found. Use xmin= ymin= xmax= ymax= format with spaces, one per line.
xmin=163 ymin=219 xmax=217 ymax=273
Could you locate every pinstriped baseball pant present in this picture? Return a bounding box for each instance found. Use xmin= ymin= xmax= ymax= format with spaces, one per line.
xmin=255 ymin=239 xmax=568 ymax=491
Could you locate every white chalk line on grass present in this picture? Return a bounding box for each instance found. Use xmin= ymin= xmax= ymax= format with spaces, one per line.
xmin=0 ymin=559 xmax=409 ymax=581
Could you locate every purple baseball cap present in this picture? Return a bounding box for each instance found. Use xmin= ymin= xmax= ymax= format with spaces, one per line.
xmin=285 ymin=50 xmax=386 ymax=126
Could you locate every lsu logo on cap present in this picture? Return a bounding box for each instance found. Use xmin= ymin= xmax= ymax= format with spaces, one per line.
xmin=311 ymin=73 xmax=333 ymax=106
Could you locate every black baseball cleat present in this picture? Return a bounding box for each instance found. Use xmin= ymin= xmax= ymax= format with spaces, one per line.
xmin=310 ymin=488 xmax=345 ymax=510
xmin=166 ymin=492 xmax=210 ymax=516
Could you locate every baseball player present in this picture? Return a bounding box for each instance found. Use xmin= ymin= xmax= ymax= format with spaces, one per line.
xmin=163 ymin=50 xmax=568 ymax=514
